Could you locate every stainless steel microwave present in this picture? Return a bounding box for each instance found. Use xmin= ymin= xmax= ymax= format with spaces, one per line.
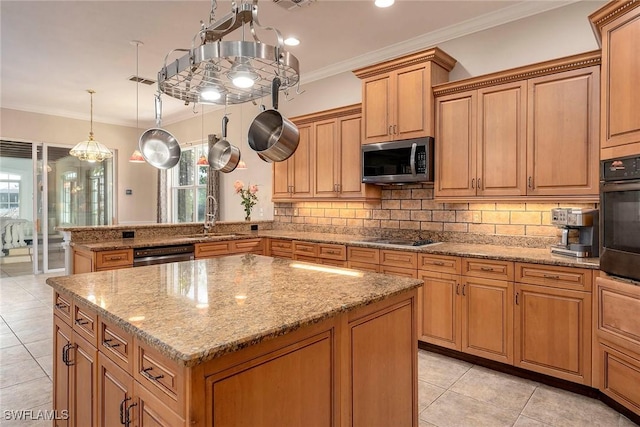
xmin=361 ymin=137 xmax=434 ymax=184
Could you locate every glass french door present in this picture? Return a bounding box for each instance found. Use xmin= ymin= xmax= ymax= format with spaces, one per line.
xmin=0 ymin=140 xmax=114 ymax=275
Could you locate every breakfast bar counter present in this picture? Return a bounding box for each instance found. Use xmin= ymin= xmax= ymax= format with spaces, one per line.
xmin=47 ymin=254 xmax=423 ymax=426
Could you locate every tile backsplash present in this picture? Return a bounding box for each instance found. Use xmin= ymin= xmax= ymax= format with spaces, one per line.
xmin=273 ymin=184 xmax=598 ymax=248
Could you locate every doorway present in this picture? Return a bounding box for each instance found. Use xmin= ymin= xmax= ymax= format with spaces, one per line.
xmin=0 ymin=140 xmax=114 ymax=276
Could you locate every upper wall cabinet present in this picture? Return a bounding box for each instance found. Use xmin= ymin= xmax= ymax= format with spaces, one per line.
xmin=434 ymin=51 xmax=601 ymax=202
xmin=590 ymin=1 xmax=640 ymax=159
xmin=353 ymin=48 xmax=457 ymax=144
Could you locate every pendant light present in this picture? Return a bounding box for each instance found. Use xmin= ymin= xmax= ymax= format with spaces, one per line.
xmin=129 ymin=40 xmax=146 ymax=163
xmin=70 ymin=90 xmax=113 ymax=163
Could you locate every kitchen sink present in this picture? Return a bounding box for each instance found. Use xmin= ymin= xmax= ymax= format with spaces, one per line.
xmin=351 ymin=238 xmax=440 ymax=247
xmin=182 ymin=233 xmax=237 ymax=239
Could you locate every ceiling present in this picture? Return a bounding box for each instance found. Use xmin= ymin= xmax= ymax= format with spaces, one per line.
xmin=1 ymin=0 xmax=581 ymax=128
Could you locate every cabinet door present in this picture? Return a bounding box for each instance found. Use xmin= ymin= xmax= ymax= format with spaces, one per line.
xmin=292 ymin=123 xmax=312 ymax=198
xmin=435 ymin=90 xmax=477 ymax=198
xmin=272 ymin=157 xmax=291 ymax=199
xmin=601 ymin=8 xmax=640 ymax=155
xmin=476 ymin=81 xmax=527 ymax=197
xmin=526 ymin=66 xmax=599 ymax=197
xmin=71 ymin=333 xmax=97 ymax=427
xmin=338 ymin=114 xmax=368 ymax=198
xmin=362 ymin=73 xmax=393 ymax=144
xmin=418 ymin=271 xmax=461 ymax=350
xmin=461 ymin=277 xmax=513 ymax=364
xmin=514 ymin=283 xmax=592 ymax=385
xmin=134 ymin=382 xmax=185 ymax=427
xmin=54 ymin=316 xmax=72 ymax=427
xmin=313 ymin=118 xmax=339 ymax=197
xmin=97 ymin=353 xmax=134 ymax=427
xmin=395 ymin=64 xmax=430 ymax=141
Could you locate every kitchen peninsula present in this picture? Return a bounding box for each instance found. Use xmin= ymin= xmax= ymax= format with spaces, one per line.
xmin=47 ymin=254 xmax=422 ymax=426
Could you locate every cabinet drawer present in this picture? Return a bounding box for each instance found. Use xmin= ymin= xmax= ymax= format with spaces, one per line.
xmin=293 ymin=241 xmax=318 ymax=257
xmin=318 ymin=258 xmax=348 ymax=268
xmin=418 ymin=254 xmax=460 ymax=274
xmin=596 ymin=277 xmax=640 ymax=353
xmin=135 ymin=341 xmax=185 ymax=416
xmin=96 ymin=249 xmax=133 ymax=270
xmin=515 ymin=263 xmax=592 ymax=291
xmin=348 ymin=247 xmax=380 ymax=264
xmin=195 ymin=241 xmax=232 ymax=258
xmin=99 ymin=317 xmax=133 ymax=374
xmin=53 ymin=291 xmax=72 ymax=325
xmin=293 ymin=255 xmax=317 ymax=263
xmin=231 ymin=238 xmax=263 ymax=254
xmin=318 ymin=244 xmax=347 ymax=261
xmin=380 ymin=250 xmax=418 ymax=269
xmin=463 ymin=258 xmax=514 ymax=281
xmin=597 ymin=341 xmax=640 ymax=414
xmin=73 ymin=301 xmax=98 ymax=347
xmin=379 ymin=265 xmax=418 ymax=278
xmin=348 ymin=261 xmax=380 ymax=273
xmin=269 ymin=239 xmax=293 ymax=257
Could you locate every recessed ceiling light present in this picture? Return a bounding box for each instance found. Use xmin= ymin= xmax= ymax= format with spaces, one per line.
xmin=375 ymin=0 xmax=394 ymax=7
xmin=284 ymin=37 xmax=300 ymax=46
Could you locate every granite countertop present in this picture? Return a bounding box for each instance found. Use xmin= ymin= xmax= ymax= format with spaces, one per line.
xmin=46 ymin=255 xmax=422 ymax=367
xmin=71 ymin=229 xmax=600 ymax=270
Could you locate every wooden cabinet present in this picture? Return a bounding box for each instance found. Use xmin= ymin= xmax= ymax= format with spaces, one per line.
xmin=347 ymin=246 xmax=380 ymax=272
xmin=194 ymin=238 xmax=263 ymax=259
xmin=593 ymin=275 xmax=640 ymax=414
xmin=272 ymin=122 xmax=312 ymax=199
xmin=53 ymin=316 xmax=72 ymax=427
xmin=514 ymin=262 xmax=592 ymax=385
xmin=73 ymin=248 xmax=133 ymax=274
xmin=267 ymin=238 xmax=293 ymax=259
xmin=274 ymin=105 xmax=381 ymax=202
xmin=590 ymin=1 xmax=640 ymax=158
xmin=353 ymin=47 xmax=455 ymax=144
xmin=292 ymin=240 xmax=347 ymax=267
xmin=434 ymin=51 xmax=600 ymax=201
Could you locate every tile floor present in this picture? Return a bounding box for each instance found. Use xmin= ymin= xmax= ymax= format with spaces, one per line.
xmin=0 ymin=273 xmax=638 ymax=427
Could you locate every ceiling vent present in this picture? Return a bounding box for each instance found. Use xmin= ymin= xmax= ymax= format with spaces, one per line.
xmin=128 ymin=75 xmax=156 ymax=86
xmin=273 ymin=0 xmax=316 ymax=11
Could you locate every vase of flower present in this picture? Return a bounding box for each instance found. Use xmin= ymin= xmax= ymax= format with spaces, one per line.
xmin=234 ymin=180 xmax=258 ymax=222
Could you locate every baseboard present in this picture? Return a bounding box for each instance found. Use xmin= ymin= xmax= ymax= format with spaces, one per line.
xmin=418 ymin=341 xmax=640 ymax=425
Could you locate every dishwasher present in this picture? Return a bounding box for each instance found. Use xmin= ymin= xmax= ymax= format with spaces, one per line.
xmin=133 ymin=244 xmax=195 ymax=267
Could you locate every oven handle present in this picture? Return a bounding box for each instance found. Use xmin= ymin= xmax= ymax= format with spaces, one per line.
xmin=600 ymin=180 xmax=640 ymax=192
xmin=133 ymin=253 xmax=194 ymax=267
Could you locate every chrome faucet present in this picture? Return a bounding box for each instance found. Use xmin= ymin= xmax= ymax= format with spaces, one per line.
xmin=204 ymin=195 xmax=218 ymax=233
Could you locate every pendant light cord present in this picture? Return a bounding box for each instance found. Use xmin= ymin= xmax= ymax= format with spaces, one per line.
xmin=136 ymin=42 xmax=140 ymax=137
xmin=88 ymin=89 xmax=95 ymax=139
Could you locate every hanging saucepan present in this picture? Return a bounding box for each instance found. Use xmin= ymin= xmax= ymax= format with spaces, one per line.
xmin=247 ymin=77 xmax=300 ymax=162
xmin=208 ymin=115 xmax=241 ymax=173
xmin=139 ymin=94 xmax=181 ymax=169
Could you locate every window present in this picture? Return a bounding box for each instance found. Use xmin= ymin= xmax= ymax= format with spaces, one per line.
xmin=0 ymin=173 xmax=21 ymax=217
xmin=171 ymin=145 xmax=209 ymax=223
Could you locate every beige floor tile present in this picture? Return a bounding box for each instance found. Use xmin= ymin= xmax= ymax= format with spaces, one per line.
xmin=418 ymin=379 xmax=445 ymax=412
xmin=0 ymin=332 xmax=21 ymax=349
xmin=14 ymin=325 xmax=52 ymax=345
xmin=0 ymin=343 xmax=32 ymax=366
xmin=513 ymin=414 xmax=552 ymax=426
xmin=0 ymin=357 xmax=47 ymax=388
xmin=24 ymin=339 xmax=52 ymax=359
xmin=0 ymin=376 xmax=52 ymax=411
xmin=7 ymin=316 xmax=52 ymax=334
xmin=0 ymin=298 xmax=45 ymax=313
xmin=522 ymin=385 xmax=621 ymax=427
xmin=417 ymin=350 xmax=472 ymax=389
xmin=1 ymin=402 xmax=59 ymax=427
xmin=0 ymin=306 xmax=52 ymax=323
xmin=619 ymin=415 xmax=640 ymax=427
xmin=420 ymin=390 xmax=519 ymax=427
xmin=449 ymin=365 xmax=538 ymax=414
xmin=419 ymin=420 xmax=438 ymax=427
xmin=36 ymin=355 xmax=53 ymax=378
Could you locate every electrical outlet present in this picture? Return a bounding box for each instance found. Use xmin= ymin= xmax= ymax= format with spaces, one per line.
xmin=122 ymin=231 xmax=135 ymax=239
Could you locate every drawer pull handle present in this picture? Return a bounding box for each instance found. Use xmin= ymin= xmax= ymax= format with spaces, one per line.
xmin=142 ymin=367 xmax=165 ymax=381
xmin=543 ymin=274 xmax=560 ymax=280
xmin=109 ymin=256 xmax=122 ymax=261
xmin=55 ymin=302 xmax=68 ymax=310
xmin=103 ymin=339 xmax=121 ymax=348
xmin=480 ymin=267 xmax=494 ymax=272
xmin=433 ymin=261 xmax=444 ymax=266
xmin=75 ymin=319 xmax=89 ymax=326
xmin=62 ymin=343 xmax=75 ymax=367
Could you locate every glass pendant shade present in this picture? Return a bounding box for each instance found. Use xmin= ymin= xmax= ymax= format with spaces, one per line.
xmin=197 ymin=154 xmax=209 ymax=165
xmin=236 ymin=159 xmax=247 ymax=169
xmin=70 ymin=89 xmax=112 ymax=162
xmin=129 ymin=149 xmax=146 ymax=163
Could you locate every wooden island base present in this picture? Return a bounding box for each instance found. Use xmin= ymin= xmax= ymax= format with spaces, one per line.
xmin=54 ymin=289 xmax=418 ymax=427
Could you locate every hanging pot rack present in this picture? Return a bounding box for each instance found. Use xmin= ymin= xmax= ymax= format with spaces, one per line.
xmin=157 ymin=0 xmax=300 ymax=106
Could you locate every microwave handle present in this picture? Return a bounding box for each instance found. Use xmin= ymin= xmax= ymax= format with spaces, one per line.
xmin=410 ymin=143 xmax=417 ymax=176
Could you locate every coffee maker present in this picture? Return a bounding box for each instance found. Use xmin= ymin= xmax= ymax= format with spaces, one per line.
xmin=550 ymin=208 xmax=599 ymax=258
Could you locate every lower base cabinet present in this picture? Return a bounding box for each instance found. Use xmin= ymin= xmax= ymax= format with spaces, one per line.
xmin=596 ymin=341 xmax=640 ymax=414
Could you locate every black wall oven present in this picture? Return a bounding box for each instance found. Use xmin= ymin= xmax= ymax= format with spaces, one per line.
xmin=600 ymin=155 xmax=640 ymax=282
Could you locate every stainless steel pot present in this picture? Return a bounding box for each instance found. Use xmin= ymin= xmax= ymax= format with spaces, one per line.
xmin=139 ymin=94 xmax=182 ymax=169
xmin=208 ymin=115 xmax=241 ymax=173
xmin=248 ymin=78 xmax=299 ymax=162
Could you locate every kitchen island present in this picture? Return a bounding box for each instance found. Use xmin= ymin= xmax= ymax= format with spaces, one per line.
xmin=47 ymin=254 xmax=422 ymax=427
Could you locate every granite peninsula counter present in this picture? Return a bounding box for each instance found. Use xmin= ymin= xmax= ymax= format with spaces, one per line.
xmin=48 ymin=254 xmax=423 ymax=426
